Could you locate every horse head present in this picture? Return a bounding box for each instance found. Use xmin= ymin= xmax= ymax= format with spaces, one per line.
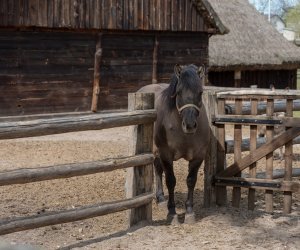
xmin=173 ymin=64 xmax=205 ymax=134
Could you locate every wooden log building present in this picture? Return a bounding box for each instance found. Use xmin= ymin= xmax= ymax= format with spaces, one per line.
xmin=208 ymin=0 xmax=300 ymax=89
xmin=0 ymin=0 xmax=227 ymax=116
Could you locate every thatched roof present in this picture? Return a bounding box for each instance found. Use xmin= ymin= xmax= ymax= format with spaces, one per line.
xmin=208 ymin=0 xmax=300 ymax=71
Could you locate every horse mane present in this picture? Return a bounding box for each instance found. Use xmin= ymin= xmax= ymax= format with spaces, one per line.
xmin=161 ymin=64 xmax=202 ymax=112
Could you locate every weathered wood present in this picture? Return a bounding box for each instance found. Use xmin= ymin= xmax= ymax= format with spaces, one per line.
xmin=213 ymin=115 xmax=284 ymax=125
xmin=232 ymin=99 xmax=242 ymax=208
xmin=216 ymin=98 xmax=227 ymax=205
xmin=203 ymin=90 xmax=218 ymax=207
xmin=126 ymin=92 xmax=154 ymax=227
xmin=0 ymin=154 xmax=153 ymax=186
xmin=234 ymin=70 xmax=241 ymax=88
xmin=0 ymin=192 xmax=153 ymax=236
xmin=284 ymin=99 xmax=293 ymax=214
xmin=152 ymin=35 xmax=159 ymax=84
xmin=0 ymin=110 xmax=156 ymax=140
xmin=217 ymin=89 xmax=300 ymax=100
xmin=248 ymin=99 xmax=258 ymax=210
xmin=219 ymin=127 xmax=300 ymax=177
xmin=242 ymin=168 xmax=300 ymax=179
xmin=91 ymin=33 xmax=102 ymax=112
xmin=225 ymin=136 xmax=300 ymax=154
xmin=265 ymin=99 xmax=274 ymax=213
xmin=224 ymin=99 xmax=300 ymax=115
xmin=215 ymin=177 xmax=299 ymax=192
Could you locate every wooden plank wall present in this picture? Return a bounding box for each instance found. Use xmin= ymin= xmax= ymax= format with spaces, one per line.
xmin=0 ymin=30 xmax=95 ymax=115
xmin=0 ymin=0 xmax=207 ymax=32
xmin=158 ymin=33 xmax=208 ymax=82
xmin=99 ymin=32 xmax=208 ymax=110
xmin=0 ymin=30 xmax=209 ymax=115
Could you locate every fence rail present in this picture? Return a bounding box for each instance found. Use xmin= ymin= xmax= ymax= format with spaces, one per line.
xmin=0 ymin=92 xmax=156 ymax=235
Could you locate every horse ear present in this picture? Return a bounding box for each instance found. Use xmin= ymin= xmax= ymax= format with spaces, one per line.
xmin=174 ymin=64 xmax=182 ymax=78
xmin=197 ymin=65 xmax=205 ymax=78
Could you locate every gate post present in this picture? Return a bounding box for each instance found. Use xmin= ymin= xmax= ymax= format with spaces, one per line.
xmin=203 ymin=88 xmax=227 ymax=207
xmin=126 ymin=92 xmax=154 ymax=227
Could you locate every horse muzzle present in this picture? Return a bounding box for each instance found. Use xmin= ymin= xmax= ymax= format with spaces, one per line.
xmin=182 ymin=120 xmax=198 ymax=134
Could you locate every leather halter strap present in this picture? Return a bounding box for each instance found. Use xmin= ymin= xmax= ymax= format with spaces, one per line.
xmin=176 ymin=103 xmax=202 ymax=114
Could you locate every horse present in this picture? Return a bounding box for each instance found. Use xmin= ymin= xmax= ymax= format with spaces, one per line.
xmin=138 ymin=64 xmax=210 ymax=223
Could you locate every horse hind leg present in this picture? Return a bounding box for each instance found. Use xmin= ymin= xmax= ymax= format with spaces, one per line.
xmin=184 ymin=159 xmax=202 ymax=224
xmin=154 ymin=157 xmax=165 ymax=203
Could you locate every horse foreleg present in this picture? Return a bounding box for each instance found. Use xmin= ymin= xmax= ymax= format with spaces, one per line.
xmin=185 ymin=159 xmax=202 ymax=223
xmin=161 ymin=159 xmax=176 ymax=216
xmin=154 ymin=157 xmax=165 ymax=203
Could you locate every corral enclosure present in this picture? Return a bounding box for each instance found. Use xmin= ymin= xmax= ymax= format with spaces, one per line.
xmin=0 ymin=0 xmax=227 ymax=116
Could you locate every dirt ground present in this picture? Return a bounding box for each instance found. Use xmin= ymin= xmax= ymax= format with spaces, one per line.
xmin=0 ymin=127 xmax=299 ymax=250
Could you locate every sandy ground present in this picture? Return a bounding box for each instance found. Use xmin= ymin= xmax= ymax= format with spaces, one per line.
xmin=0 ymin=127 xmax=299 ymax=250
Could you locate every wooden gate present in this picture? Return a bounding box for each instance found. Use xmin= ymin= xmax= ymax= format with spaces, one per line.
xmin=204 ymin=87 xmax=300 ymax=214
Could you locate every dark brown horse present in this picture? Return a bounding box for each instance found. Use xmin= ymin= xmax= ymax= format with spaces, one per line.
xmin=138 ymin=64 xmax=210 ymax=223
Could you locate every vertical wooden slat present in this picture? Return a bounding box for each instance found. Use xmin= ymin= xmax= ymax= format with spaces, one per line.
xmin=234 ymin=71 xmax=241 ymax=88
xmin=133 ymin=0 xmax=138 ymax=29
xmin=47 ymin=0 xmax=54 ymax=27
xmin=156 ymin=0 xmax=160 ymax=30
xmin=171 ymin=0 xmax=177 ymax=31
xmin=283 ymin=99 xmax=293 ymax=214
xmin=216 ymin=98 xmax=227 ymax=205
xmin=94 ymin=0 xmax=100 ymax=29
xmin=143 ymin=0 xmax=149 ymax=30
xmin=137 ymin=0 xmax=143 ymax=29
xmin=152 ymin=35 xmax=159 ymax=84
xmin=248 ymin=99 xmax=258 ymax=210
xmin=265 ymin=99 xmax=274 ymax=213
xmin=28 ymin=0 xmax=38 ymax=26
xmin=232 ymin=99 xmax=242 ymax=208
xmin=126 ymin=92 xmax=154 ymax=227
xmin=128 ymin=0 xmax=134 ymax=29
xmin=38 ymin=0 xmax=48 ymax=26
xmin=122 ymin=0 xmax=128 ymax=29
xmin=91 ymin=34 xmax=102 ymax=112
xmin=116 ymin=0 xmax=123 ymax=30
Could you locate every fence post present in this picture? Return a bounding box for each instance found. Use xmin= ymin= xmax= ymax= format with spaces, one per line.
xmin=126 ymin=92 xmax=154 ymax=227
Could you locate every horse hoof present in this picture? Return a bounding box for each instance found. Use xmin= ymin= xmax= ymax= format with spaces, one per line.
xmin=184 ymin=213 xmax=196 ymax=224
xmin=167 ymin=214 xmax=180 ymax=225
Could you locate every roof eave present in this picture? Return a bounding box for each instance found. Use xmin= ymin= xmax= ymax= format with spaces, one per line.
xmin=192 ymin=0 xmax=229 ymax=35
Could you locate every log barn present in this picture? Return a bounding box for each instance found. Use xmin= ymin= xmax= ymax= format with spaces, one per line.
xmin=0 ymin=0 xmax=227 ymax=116
xmin=208 ymin=0 xmax=300 ymax=89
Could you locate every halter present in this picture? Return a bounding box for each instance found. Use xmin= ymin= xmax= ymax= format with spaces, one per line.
xmin=176 ymin=102 xmax=202 ymax=114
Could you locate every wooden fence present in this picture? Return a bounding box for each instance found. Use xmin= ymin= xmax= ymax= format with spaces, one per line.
xmin=0 ymin=92 xmax=156 ymax=235
xmin=203 ymin=88 xmax=300 ymax=214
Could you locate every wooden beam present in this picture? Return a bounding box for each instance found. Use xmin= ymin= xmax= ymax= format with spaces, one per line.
xmin=0 ymin=154 xmax=154 ymax=186
xmin=91 ymin=33 xmax=102 ymax=112
xmin=219 ymin=127 xmax=300 ymax=177
xmin=242 ymin=168 xmax=300 ymax=179
xmin=0 ymin=193 xmax=153 ymax=236
xmin=217 ymin=89 xmax=300 ymax=100
xmin=225 ymin=136 xmax=300 ymax=154
xmin=224 ymin=100 xmax=300 ymax=115
xmin=0 ymin=110 xmax=156 ymax=140
xmin=234 ymin=70 xmax=241 ymax=88
xmin=214 ymin=177 xmax=299 ymax=192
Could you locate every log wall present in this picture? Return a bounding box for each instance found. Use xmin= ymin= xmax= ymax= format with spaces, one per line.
xmin=0 ymin=30 xmax=208 ymax=115
xmin=0 ymin=30 xmax=95 ymax=115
